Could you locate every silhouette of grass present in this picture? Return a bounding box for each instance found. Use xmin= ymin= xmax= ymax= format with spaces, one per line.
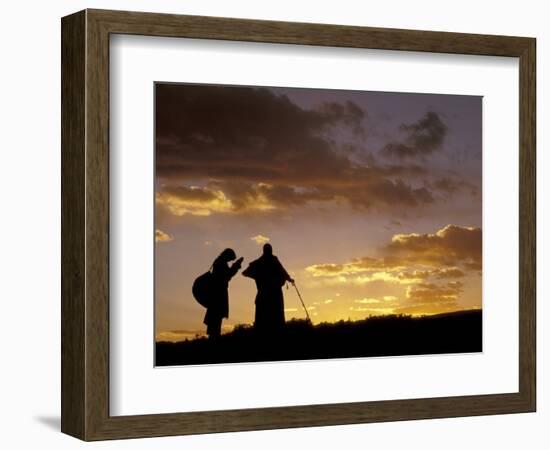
xmin=155 ymin=309 xmax=482 ymax=366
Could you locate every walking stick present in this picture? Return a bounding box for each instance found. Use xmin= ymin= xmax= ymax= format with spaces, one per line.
xmin=291 ymin=281 xmax=312 ymax=323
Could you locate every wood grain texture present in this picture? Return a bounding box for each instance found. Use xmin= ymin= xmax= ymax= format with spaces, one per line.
xmin=89 ymin=8 xmax=532 ymax=56
xmin=518 ymin=39 xmax=536 ymax=409
xmin=84 ymin=10 xmax=111 ymax=439
xmin=60 ymin=9 xmax=537 ymax=441
xmin=61 ymin=10 xmax=86 ymax=439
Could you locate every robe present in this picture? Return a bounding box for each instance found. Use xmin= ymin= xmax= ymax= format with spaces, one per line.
xmin=243 ymin=254 xmax=292 ymax=331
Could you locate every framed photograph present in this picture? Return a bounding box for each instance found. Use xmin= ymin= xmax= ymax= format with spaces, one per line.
xmin=61 ymin=9 xmax=536 ymax=441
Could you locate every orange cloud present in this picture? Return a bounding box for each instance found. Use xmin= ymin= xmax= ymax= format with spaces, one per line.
xmin=305 ymin=256 xmax=406 ymax=278
xmin=406 ymin=281 xmax=463 ymax=303
xmin=305 ymin=267 xmax=446 ymax=287
xmin=393 ymin=302 xmax=460 ymax=316
xmin=156 ymin=185 xmax=277 ymax=216
xmin=386 ymin=224 xmax=481 ymax=268
xmin=398 ymin=267 xmax=465 ymax=280
xmin=303 ymin=223 xmax=480 ymax=319
xmin=155 ymin=229 xmax=174 ymax=243
xmin=307 ymin=225 xmax=481 ymax=284
xmin=354 ymin=271 xmax=423 ymax=285
xmin=354 ymin=298 xmax=382 ymax=304
xmin=156 ymin=329 xmax=203 ymax=342
xmin=251 ymin=234 xmax=270 ymax=245
xmin=156 ymin=186 xmax=234 ymax=216
xmin=397 ymin=270 xmax=431 ymax=280
xmin=349 ymin=306 xmax=396 ymax=314
xmin=433 ymin=267 xmax=466 ymax=279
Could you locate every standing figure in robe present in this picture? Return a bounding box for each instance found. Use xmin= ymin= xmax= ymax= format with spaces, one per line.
xmin=242 ymin=243 xmax=293 ymax=332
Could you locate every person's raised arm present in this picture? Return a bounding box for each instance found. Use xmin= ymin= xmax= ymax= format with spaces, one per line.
xmin=228 ymin=257 xmax=244 ymax=279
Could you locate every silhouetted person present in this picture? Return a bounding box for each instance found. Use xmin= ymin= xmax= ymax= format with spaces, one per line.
xmin=243 ymin=243 xmax=293 ymax=332
xmin=204 ymin=248 xmax=243 ymax=340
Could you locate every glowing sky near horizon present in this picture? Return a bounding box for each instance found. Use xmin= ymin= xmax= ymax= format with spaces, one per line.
xmin=154 ymin=83 xmax=482 ymax=342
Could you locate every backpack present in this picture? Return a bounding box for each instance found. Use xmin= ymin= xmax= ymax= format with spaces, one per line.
xmin=192 ymin=270 xmax=213 ymax=308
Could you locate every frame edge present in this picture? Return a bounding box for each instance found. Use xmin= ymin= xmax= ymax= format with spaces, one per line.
xmin=61 ymin=9 xmax=87 ymax=441
xmin=518 ymin=37 xmax=536 ymax=412
xmin=61 ymin=8 xmax=537 ymax=440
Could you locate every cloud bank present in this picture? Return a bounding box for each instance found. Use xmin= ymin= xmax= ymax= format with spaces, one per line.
xmin=304 ymin=224 xmax=481 ymax=316
xmin=155 ymin=84 xmax=472 ymax=219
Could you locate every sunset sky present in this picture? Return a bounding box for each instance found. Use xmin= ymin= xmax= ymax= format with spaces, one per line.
xmin=154 ymin=83 xmax=482 ymax=342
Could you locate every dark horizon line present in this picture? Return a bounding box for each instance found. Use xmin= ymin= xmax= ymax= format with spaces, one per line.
xmin=155 ymin=307 xmax=482 ymax=343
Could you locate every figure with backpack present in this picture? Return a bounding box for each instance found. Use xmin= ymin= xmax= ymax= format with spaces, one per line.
xmin=194 ymin=248 xmax=243 ymax=340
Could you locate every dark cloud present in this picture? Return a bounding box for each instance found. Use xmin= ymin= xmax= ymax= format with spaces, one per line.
xmin=156 ymin=84 xmax=362 ymax=183
xmin=155 ymin=84 xmax=438 ymax=215
xmin=381 ymin=112 xmax=448 ymax=159
xmin=429 ymin=177 xmax=479 ymax=198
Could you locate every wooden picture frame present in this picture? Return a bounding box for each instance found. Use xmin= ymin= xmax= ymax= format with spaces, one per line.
xmin=61 ymin=9 xmax=536 ymax=441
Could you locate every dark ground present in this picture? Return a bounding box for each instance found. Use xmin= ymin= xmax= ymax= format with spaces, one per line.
xmin=155 ymin=309 xmax=482 ymax=366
